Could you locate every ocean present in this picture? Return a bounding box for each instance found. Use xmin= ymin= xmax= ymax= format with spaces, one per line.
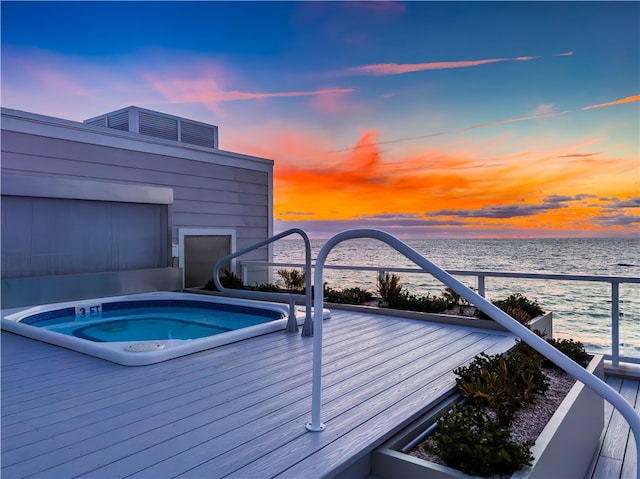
xmin=272 ymin=237 xmax=640 ymax=360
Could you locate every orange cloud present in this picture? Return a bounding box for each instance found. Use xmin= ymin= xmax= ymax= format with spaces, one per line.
xmin=265 ymin=126 xmax=639 ymax=236
xmin=581 ymin=94 xmax=640 ymax=110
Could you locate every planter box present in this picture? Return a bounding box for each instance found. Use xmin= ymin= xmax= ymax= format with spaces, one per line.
xmin=373 ymin=354 xmax=604 ymax=479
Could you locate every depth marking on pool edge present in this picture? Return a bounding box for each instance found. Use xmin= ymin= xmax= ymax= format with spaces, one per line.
xmin=75 ymin=304 xmax=103 ymax=320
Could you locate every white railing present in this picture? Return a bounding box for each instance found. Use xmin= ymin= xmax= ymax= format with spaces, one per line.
xmin=239 ymin=263 xmax=640 ymax=367
xmin=212 ymin=228 xmax=314 ymax=336
xmin=304 ymin=229 xmax=640 ymax=478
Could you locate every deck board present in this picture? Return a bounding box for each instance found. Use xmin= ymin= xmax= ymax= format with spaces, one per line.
xmin=590 ymin=374 xmax=639 ymax=479
xmin=600 ymin=379 xmax=638 ymax=461
xmin=0 ymin=308 xmax=525 ymax=479
xmin=619 ymin=376 xmax=639 ymax=479
xmin=48 ymin=322 xmax=445 ymax=477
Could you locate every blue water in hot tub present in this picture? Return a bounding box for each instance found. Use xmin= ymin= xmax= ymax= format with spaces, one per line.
xmin=21 ymin=299 xmax=285 ymax=342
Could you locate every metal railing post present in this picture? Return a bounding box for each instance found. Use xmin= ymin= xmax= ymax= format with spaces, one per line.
xmin=611 ymin=282 xmax=620 ymax=368
xmin=241 ymin=263 xmax=249 ymax=286
xmin=477 ymin=274 xmax=486 ymax=297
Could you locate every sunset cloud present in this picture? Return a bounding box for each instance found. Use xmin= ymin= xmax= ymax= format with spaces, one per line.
xmin=432 ymin=202 xmax=552 ymax=219
xmin=265 ymin=126 xmax=637 ymax=236
xmin=333 ymin=50 xmax=575 ymax=78
xmin=337 ymin=55 xmax=542 ymax=76
xmin=599 ymin=197 xmax=640 ymax=211
xmin=581 ymin=94 xmax=640 ymax=110
xmin=592 ymin=213 xmax=640 ymax=227
xmin=614 ymin=198 xmax=640 ymax=208
xmin=145 ymin=70 xmax=355 ymax=106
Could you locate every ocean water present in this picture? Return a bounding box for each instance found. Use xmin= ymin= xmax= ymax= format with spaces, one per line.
xmin=271 ymin=237 xmax=640 ymax=360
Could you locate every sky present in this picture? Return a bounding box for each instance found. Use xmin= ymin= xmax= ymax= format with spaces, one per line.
xmin=1 ymin=1 xmax=639 ymax=239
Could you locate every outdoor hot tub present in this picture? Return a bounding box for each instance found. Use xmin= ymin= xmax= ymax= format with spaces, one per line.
xmin=1 ymin=291 xmax=325 ymax=366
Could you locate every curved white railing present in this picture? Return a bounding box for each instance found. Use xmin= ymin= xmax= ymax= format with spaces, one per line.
xmin=305 ymin=229 xmax=640 ymax=478
xmin=213 ymin=228 xmax=314 ymax=336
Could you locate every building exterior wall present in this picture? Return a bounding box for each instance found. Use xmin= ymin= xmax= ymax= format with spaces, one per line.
xmin=0 ymin=108 xmax=274 ymax=307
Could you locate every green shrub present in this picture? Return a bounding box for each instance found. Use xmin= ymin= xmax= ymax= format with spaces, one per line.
xmin=454 ymin=350 xmax=548 ymax=427
xmin=203 ymin=270 xmax=244 ymax=290
xmin=377 ymin=273 xmax=404 ymax=307
xmin=391 ymin=292 xmax=450 ymax=314
xmin=428 ymin=403 xmax=534 ymax=477
xmin=442 ymin=287 xmax=469 ymax=309
xmin=546 ymin=338 xmax=590 ymax=367
xmin=276 ymin=268 xmax=306 ymax=292
xmin=324 ymin=287 xmax=374 ymax=304
xmin=476 ymin=293 xmax=544 ymax=324
xmin=248 ymin=282 xmax=281 ymax=292
xmin=515 ymin=336 xmax=591 ymax=368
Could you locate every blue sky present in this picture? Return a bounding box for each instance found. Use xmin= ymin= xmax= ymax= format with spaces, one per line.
xmin=1 ymin=1 xmax=638 ymax=238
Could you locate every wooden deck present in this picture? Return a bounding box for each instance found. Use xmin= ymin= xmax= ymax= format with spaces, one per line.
xmin=2 ymin=308 xmax=516 ymax=479
xmin=589 ymin=374 xmax=640 ymax=479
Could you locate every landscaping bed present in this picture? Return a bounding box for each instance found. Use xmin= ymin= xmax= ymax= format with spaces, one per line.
xmin=372 ymin=352 xmax=604 ymax=479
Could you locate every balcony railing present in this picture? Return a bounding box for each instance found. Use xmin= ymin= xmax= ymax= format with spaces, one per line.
xmin=238 ymin=260 xmax=640 ymax=367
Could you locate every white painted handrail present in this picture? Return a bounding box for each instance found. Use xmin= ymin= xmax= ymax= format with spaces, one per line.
xmin=306 ymin=229 xmax=640 ymax=478
xmin=213 ymin=228 xmax=313 ymax=336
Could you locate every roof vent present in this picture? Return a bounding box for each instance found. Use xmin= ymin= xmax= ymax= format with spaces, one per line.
xmin=84 ymin=106 xmax=218 ymax=149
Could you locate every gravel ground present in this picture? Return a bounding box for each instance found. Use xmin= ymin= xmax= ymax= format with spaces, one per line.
xmin=509 ymin=367 xmax=575 ymax=444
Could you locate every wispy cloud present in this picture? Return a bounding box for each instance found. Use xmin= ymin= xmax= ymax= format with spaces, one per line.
xmin=145 ymin=71 xmax=355 ymax=106
xmin=460 ymin=111 xmax=567 ymax=133
xmin=336 ymin=55 xmax=542 ymax=77
xmin=581 ymin=94 xmax=640 ymax=110
xmin=333 ymin=50 xmax=573 ymax=78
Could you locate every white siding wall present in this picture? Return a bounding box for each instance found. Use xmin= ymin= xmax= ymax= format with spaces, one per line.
xmin=0 ymin=109 xmax=274 ymax=273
